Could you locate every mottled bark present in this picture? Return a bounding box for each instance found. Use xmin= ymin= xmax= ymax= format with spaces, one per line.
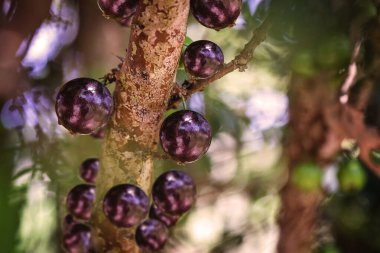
xmin=93 ymin=0 xmax=190 ymax=252
xmin=278 ymin=74 xmax=340 ymax=253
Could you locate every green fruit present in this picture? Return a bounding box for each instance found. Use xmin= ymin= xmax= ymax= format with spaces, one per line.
xmin=316 ymin=35 xmax=350 ymax=69
xmin=291 ymin=50 xmax=317 ymax=76
xmin=291 ymin=162 xmax=322 ymax=192
xmin=337 ymin=159 xmax=367 ymax=192
xmin=319 ymin=245 xmax=341 ymax=253
xmin=358 ymin=1 xmax=377 ymax=19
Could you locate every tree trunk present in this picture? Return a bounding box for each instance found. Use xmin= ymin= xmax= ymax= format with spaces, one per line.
xmin=278 ymin=74 xmax=340 ymax=253
xmin=93 ymin=1 xmax=190 ymax=252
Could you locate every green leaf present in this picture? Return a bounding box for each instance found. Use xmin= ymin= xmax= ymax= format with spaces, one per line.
xmin=11 ymin=168 xmax=35 ymax=181
xmin=205 ymin=92 xmax=244 ymax=140
xmin=183 ymin=36 xmax=193 ymax=47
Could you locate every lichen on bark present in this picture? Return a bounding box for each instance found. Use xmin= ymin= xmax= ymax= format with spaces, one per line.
xmin=93 ymin=0 xmax=190 ymax=252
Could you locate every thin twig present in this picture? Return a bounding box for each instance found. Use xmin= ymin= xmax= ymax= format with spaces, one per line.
xmin=168 ymin=19 xmax=270 ymax=108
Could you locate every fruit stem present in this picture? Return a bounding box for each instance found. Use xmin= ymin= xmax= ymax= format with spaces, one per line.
xmin=181 ymin=94 xmax=187 ymax=110
xmin=168 ymin=19 xmax=270 ymax=108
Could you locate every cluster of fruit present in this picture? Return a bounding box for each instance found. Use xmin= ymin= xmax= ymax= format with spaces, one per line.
xmin=104 ymin=170 xmax=196 ymax=251
xmin=57 ymin=82 xmax=211 ymax=252
xmin=291 ymin=157 xmax=367 ymax=193
xmin=55 ymin=0 xmax=243 ymax=252
xmin=97 ymin=0 xmax=242 ymax=31
xmin=62 ymin=159 xmax=99 ymax=252
xmin=62 ymin=162 xmax=196 ymax=252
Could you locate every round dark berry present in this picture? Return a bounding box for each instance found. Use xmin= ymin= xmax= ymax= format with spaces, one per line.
xmin=63 ymin=214 xmax=78 ymax=232
xmin=79 ymin=158 xmax=100 ymax=184
xmin=103 ymin=184 xmax=149 ymax=227
xmin=135 ymin=219 xmax=169 ymax=252
xmin=184 ymin=40 xmax=224 ymax=78
xmin=98 ymin=0 xmax=138 ymax=20
xmin=91 ymin=126 xmax=106 ymax=139
xmin=55 ymin=78 xmax=114 ymax=135
xmin=66 ymin=184 xmax=96 ymax=221
xmin=62 ymin=223 xmax=92 ymax=253
xmin=190 ymin=0 xmax=242 ymax=30
xmin=160 ymin=110 xmax=211 ymax=163
xmin=149 ymin=204 xmax=180 ymax=227
xmin=152 ymin=170 xmax=196 ymax=215
xmin=117 ymin=15 xmax=133 ymax=27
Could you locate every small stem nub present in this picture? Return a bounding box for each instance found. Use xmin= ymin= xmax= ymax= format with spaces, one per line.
xmin=181 ymin=95 xmax=187 ymax=110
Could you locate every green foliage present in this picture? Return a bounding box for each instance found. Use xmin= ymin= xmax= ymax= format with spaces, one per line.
xmin=291 ymin=49 xmax=317 ymax=77
xmin=316 ymin=35 xmax=350 ymax=69
xmin=205 ymin=91 xmax=246 ymax=140
xmin=318 ymin=244 xmax=341 ymax=253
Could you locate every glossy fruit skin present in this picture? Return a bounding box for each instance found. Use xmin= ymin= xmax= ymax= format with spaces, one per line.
xmin=291 ymin=162 xmax=322 ymax=192
xmin=62 ymin=223 xmax=92 ymax=253
xmin=98 ymin=0 xmax=138 ymax=20
xmin=55 ymin=78 xmax=113 ymax=135
xmin=190 ymin=0 xmax=242 ymax=30
xmin=152 ymin=170 xmax=196 ymax=215
xmin=338 ymin=159 xmax=367 ymax=192
xmin=184 ymin=40 xmax=224 ymax=78
xmin=160 ymin=110 xmax=212 ymax=163
xmin=149 ymin=204 xmax=180 ymax=227
xmin=79 ymin=158 xmax=100 ymax=184
xmin=117 ymin=15 xmax=133 ymax=27
xmin=66 ymin=184 xmax=96 ymax=221
xmin=103 ymin=184 xmax=149 ymax=227
xmin=135 ymin=219 xmax=169 ymax=252
xmin=63 ymin=214 xmax=78 ymax=232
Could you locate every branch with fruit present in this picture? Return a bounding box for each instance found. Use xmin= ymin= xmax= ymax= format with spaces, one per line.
xmin=54 ymin=0 xmax=257 ymax=252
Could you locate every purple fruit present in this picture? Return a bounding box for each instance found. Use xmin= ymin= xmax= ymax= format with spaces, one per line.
xmin=117 ymin=15 xmax=134 ymax=27
xmin=98 ymin=0 xmax=138 ymax=20
xmin=90 ymin=126 xmax=106 ymax=139
xmin=191 ymin=0 xmax=242 ymax=30
xmin=103 ymin=184 xmax=149 ymax=227
xmin=66 ymin=184 xmax=96 ymax=221
xmin=184 ymin=40 xmax=224 ymax=78
xmin=63 ymin=214 xmax=78 ymax=232
xmin=62 ymin=223 xmax=92 ymax=253
xmin=160 ymin=110 xmax=212 ymax=163
xmin=79 ymin=158 xmax=100 ymax=184
xmin=135 ymin=219 xmax=169 ymax=251
xmin=152 ymin=170 xmax=196 ymax=215
xmin=149 ymin=204 xmax=180 ymax=227
xmin=55 ymin=78 xmax=114 ymax=135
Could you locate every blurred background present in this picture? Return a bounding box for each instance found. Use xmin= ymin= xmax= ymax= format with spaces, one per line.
xmin=1 ymin=0 xmax=380 ymax=252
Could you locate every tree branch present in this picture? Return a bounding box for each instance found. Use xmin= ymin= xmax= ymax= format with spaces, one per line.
xmin=168 ymin=19 xmax=270 ymax=108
